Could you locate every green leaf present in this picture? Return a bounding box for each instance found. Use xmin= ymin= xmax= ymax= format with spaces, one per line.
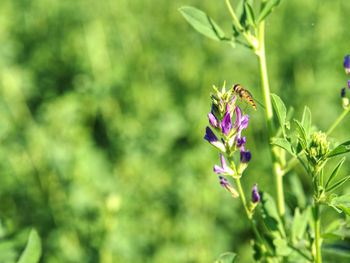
xmin=329 ymin=194 xmax=350 ymax=215
xmin=235 ymin=0 xmax=254 ymax=27
xmin=322 ymin=232 xmax=344 ymax=240
xmin=179 ymin=6 xmax=225 ymax=41
xmin=326 ymin=175 xmax=350 ymax=193
xmin=273 ymin=238 xmax=292 ymax=256
xmin=244 ymin=3 xmax=256 ymax=27
xmin=17 ymin=229 xmax=41 ymax=263
xmin=261 ymin=192 xmax=285 ymax=238
xmin=291 ymin=208 xmax=308 ymax=242
xmin=271 ymin=94 xmax=287 ymax=135
xmin=258 ymin=0 xmax=281 ymax=22
xmin=294 ymin=120 xmax=308 ymax=150
xmin=325 ymin=157 xmax=345 ymax=189
xmin=271 ymin=138 xmax=295 ymax=155
xmin=327 ymin=140 xmax=350 ymax=158
xmin=214 ymin=252 xmax=237 ymax=263
xmin=289 ymin=174 xmax=306 ymax=208
xmin=301 ymin=106 xmax=311 ymax=139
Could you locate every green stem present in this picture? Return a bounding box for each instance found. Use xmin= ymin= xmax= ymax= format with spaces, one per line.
xmin=235 ymin=177 xmax=250 ymax=218
xmin=256 ymin=21 xmax=285 ymax=218
xmin=235 ymin=177 xmax=268 ymax=255
xmin=314 ymin=202 xmax=322 ymax=263
xmin=326 ymin=106 xmax=350 ymax=135
xmin=225 ymin=0 xmax=244 ymax=31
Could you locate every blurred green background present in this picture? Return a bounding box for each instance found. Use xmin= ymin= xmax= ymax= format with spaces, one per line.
xmin=0 ymin=0 xmax=350 ymax=262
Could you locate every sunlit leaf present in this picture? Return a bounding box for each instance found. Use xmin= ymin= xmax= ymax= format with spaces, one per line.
xmin=326 ymin=175 xmax=350 ymax=193
xmin=214 ymin=252 xmax=237 ymax=263
xmin=273 ymin=238 xmax=292 ymax=256
xmin=17 ymin=229 xmax=41 ymax=263
xmin=258 ymin=0 xmax=281 ymax=22
xmin=325 ymin=157 xmax=345 ymax=189
xmin=294 ymin=120 xmax=308 ymax=150
xmin=244 ymin=3 xmax=256 ymax=27
xmin=329 ymin=194 xmax=350 ymax=215
xmin=271 ymin=138 xmax=294 ymax=155
xmin=179 ymin=6 xmax=226 ymax=41
xmin=327 ymin=140 xmax=350 ymax=158
xmin=271 ymin=94 xmax=287 ymax=135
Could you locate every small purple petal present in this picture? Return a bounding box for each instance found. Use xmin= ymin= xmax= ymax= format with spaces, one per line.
xmin=204 ymin=127 xmax=218 ymax=143
xmin=252 ymin=184 xmax=260 ymax=203
xmin=226 ymin=101 xmax=230 ymax=112
xmin=219 ymin=176 xmax=230 ymax=188
xmin=344 ymin=55 xmax=350 ymax=75
xmin=219 ymin=153 xmax=227 ymax=168
xmin=240 ymin=115 xmax=250 ymax=130
xmin=233 ymin=107 xmax=242 ymax=128
xmin=219 ymin=176 xmax=239 ymax=197
xmin=221 ymin=112 xmax=232 ymax=135
xmin=240 ymin=147 xmax=252 ymax=163
xmin=208 ymin=112 xmax=219 ymax=128
xmin=214 ymin=165 xmax=226 ymax=174
xmin=236 ymin=136 xmax=246 ymax=147
xmin=348 ymin=80 xmax=350 ymax=90
xmin=341 ymin=88 xmax=346 ymax=98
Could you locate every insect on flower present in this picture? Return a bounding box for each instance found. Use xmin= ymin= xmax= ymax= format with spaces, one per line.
xmin=232 ymin=84 xmax=257 ymax=111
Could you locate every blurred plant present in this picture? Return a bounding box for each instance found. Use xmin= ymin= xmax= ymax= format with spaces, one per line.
xmin=180 ymin=1 xmax=350 ymax=262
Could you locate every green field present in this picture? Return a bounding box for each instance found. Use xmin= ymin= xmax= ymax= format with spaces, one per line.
xmin=0 ymin=0 xmax=350 ymax=262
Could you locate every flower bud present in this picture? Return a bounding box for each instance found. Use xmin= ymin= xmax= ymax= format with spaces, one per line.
xmin=308 ymin=131 xmax=330 ymax=165
xmin=219 ymin=176 xmax=239 ymax=198
xmin=344 ymin=55 xmax=350 ymax=75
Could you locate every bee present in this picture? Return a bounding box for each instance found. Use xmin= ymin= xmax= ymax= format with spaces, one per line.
xmin=232 ymin=84 xmax=257 ymax=111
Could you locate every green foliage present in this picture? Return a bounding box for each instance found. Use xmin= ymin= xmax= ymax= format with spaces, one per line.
xmin=258 ymin=0 xmax=281 ymax=22
xmin=0 ymin=0 xmax=349 ymax=262
xmin=271 ymin=93 xmax=287 ymax=136
xmin=325 ymin=157 xmax=346 ymax=190
xmin=179 ymin=6 xmax=226 ymax=41
xmin=214 ymin=252 xmax=237 ymax=263
xmin=17 ymin=229 xmax=41 ymax=263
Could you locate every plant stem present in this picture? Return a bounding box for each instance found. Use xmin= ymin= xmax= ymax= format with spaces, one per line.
xmin=256 ymin=21 xmax=285 ymax=218
xmin=314 ymin=202 xmax=322 ymax=263
xmin=235 ymin=177 xmax=250 ymax=218
xmin=235 ymin=177 xmax=268 ymax=256
xmin=225 ymin=0 xmax=244 ymax=31
xmin=326 ymin=106 xmax=350 ymax=135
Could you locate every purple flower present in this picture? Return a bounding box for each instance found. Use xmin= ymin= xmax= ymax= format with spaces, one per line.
xmin=233 ymin=107 xmax=249 ymax=136
xmin=214 ymin=153 xmax=235 ymax=176
xmin=240 ymin=147 xmax=252 ymax=163
xmin=236 ymin=136 xmax=246 ymax=148
xmin=219 ymin=176 xmax=239 ymax=198
xmin=208 ymin=112 xmax=219 ymax=128
xmin=341 ymin=87 xmax=346 ymax=98
xmin=221 ymin=112 xmax=232 ymax=135
xmin=251 ymin=184 xmax=260 ymax=203
xmin=344 ymin=55 xmax=350 ymax=75
xmin=204 ymin=127 xmax=226 ymax=152
xmin=348 ymin=80 xmax=350 ymax=90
